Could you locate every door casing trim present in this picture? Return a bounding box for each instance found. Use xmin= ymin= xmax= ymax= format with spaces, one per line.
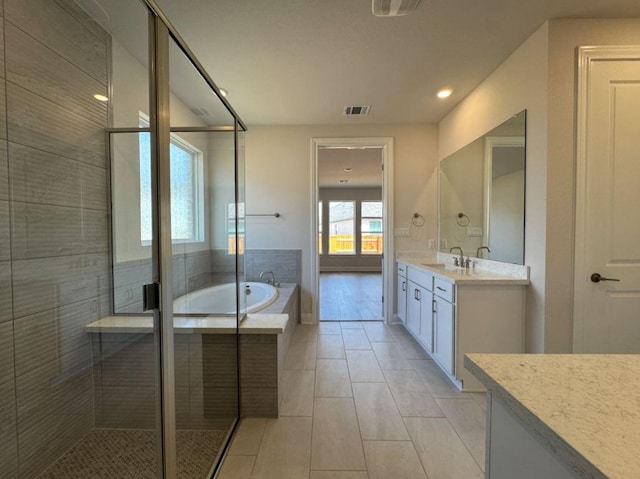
xmin=310 ymin=137 xmax=394 ymax=324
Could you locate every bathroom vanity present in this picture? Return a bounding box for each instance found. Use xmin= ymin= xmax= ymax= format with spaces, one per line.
xmin=396 ymin=257 xmax=528 ymax=391
xmin=465 ymin=354 xmax=640 ymax=479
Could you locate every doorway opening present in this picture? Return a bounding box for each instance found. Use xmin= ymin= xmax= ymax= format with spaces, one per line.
xmin=311 ymin=138 xmax=394 ymax=323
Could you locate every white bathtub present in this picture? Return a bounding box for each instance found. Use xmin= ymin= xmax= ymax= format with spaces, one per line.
xmin=173 ymin=282 xmax=278 ymax=315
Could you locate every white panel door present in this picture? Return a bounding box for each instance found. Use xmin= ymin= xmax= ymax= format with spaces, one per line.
xmin=575 ymin=51 xmax=640 ymax=353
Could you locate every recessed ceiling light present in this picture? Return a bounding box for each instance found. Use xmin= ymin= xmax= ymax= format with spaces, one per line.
xmin=219 ymin=88 xmax=228 ymax=98
xmin=437 ymin=89 xmax=453 ymax=99
xmin=344 ymin=167 xmax=353 ymax=172
xmin=339 ymin=179 xmax=349 ymax=184
xmin=93 ymin=94 xmax=109 ymax=102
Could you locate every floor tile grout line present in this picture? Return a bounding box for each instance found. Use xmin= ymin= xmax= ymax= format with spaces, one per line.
xmin=338 ymin=329 xmax=368 ymax=475
xmin=435 ymin=397 xmax=486 ymax=472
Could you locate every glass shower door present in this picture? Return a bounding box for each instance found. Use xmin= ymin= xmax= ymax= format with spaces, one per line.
xmin=167 ymin=32 xmax=242 ymax=477
xmin=92 ymin=2 xmax=166 ymax=478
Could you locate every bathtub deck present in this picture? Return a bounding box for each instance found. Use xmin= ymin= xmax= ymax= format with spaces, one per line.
xmin=85 ymin=313 xmax=289 ymax=334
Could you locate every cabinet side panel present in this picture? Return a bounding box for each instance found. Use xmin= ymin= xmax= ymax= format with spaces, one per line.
xmin=489 ymin=396 xmax=575 ymax=479
xmin=457 ymin=286 xmax=525 ymax=390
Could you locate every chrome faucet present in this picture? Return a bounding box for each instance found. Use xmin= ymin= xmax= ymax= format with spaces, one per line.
xmin=476 ymin=246 xmax=491 ymax=258
xmin=259 ymin=271 xmax=276 ymax=285
xmin=449 ymin=246 xmax=464 ymax=267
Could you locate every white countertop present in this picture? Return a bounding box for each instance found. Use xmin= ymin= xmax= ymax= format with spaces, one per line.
xmin=398 ymin=258 xmax=529 ymax=285
xmin=86 ymin=313 xmax=289 ymax=335
xmin=465 ymin=354 xmax=640 ymax=479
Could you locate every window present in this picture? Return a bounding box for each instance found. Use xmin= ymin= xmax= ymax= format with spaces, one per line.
xmin=329 ymin=201 xmax=355 ymax=254
xmin=361 ymin=201 xmax=383 ymax=254
xmin=139 ymin=116 xmax=204 ymax=244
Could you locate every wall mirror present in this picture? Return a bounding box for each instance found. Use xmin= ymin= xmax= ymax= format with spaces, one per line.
xmin=439 ymin=110 xmax=526 ymax=264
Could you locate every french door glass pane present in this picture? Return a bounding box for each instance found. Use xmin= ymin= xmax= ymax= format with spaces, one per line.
xmin=329 ymin=201 xmax=355 ymax=254
xmin=361 ymin=201 xmax=383 ymax=254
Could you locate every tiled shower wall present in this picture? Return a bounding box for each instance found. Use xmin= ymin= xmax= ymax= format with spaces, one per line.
xmin=0 ymin=1 xmax=110 ymax=477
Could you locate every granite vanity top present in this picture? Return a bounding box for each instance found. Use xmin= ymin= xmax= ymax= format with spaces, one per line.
xmin=465 ymin=354 xmax=640 ymax=479
xmin=398 ymin=258 xmax=529 ymax=285
xmin=86 ymin=313 xmax=289 ymax=334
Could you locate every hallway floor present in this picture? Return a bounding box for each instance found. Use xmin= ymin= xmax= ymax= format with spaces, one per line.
xmin=218 ymin=321 xmax=486 ymax=478
xmin=319 ymin=273 xmax=383 ymax=321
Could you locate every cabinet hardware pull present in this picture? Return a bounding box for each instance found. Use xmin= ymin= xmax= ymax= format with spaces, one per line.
xmin=436 ymin=286 xmax=446 ymax=292
xmin=432 ymin=299 xmax=436 ymax=314
xmin=416 ymin=289 xmax=421 ymax=301
xmin=402 ymin=281 xmax=406 ymax=291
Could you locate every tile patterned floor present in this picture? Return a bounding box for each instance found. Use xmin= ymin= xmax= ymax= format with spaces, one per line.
xmin=219 ymin=321 xmax=486 ymax=479
xmin=37 ymin=429 xmax=227 ymax=479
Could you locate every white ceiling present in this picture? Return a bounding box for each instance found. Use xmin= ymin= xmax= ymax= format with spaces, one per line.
xmin=98 ymin=0 xmax=640 ymax=126
xmin=318 ymin=147 xmax=383 ymax=188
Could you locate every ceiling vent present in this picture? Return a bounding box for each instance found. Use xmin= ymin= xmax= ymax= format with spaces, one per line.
xmin=372 ymin=0 xmax=421 ymax=16
xmin=343 ymin=105 xmax=371 ymax=116
xmin=190 ymin=107 xmax=211 ymax=117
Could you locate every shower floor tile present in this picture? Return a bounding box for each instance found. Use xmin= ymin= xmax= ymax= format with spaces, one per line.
xmin=37 ymin=429 xmax=227 ymax=479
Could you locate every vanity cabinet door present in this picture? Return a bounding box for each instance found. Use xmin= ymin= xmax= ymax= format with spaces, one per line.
xmin=397 ymin=275 xmax=407 ymax=324
xmin=418 ymin=290 xmax=434 ymax=353
xmin=433 ymin=295 xmax=454 ymax=375
xmin=407 ymin=281 xmax=422 ymax=336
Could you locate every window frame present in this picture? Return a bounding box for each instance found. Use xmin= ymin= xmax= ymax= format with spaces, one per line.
xmin=139 ymin=114 xmax=205 ymax=245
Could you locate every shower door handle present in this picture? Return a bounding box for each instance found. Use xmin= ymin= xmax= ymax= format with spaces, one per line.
xmin=143 ymin=282 xmax=161 ymax=311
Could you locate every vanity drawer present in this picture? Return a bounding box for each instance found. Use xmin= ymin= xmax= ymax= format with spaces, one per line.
xmin=433 ymin=278 xmax=455 ymax=303
xmin=408 ymin=267 xmax=433 ymax=291
xmin=397 ymin=263 xmax=407 ymax=278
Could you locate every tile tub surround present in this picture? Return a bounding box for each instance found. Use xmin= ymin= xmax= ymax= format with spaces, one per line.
xmin=89 ymin=284 xmax=300 ymax=423
xmin=465 ymin=354 xmax=640 ymax=479
xmin=113 ymin=249 xmax=302 ymax=313
xmin=244 ymin=249 xmax=302 ymax=284
xmin=113 ymin=250 xmax=213 ymax=313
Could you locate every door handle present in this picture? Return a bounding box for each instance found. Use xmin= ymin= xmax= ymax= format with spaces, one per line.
xmin=590 ymin=273 xmax=620 ymax=283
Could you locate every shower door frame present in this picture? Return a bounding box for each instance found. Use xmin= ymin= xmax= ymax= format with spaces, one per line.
xmin=118 ymin=1 xmax=248 ymax=476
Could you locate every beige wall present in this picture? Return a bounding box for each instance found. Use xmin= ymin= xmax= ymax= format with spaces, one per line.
xmin=245 ymin=124 xmax=438 ymax=317
xmin=439 ymin=18 xmax=640 ymax=353
xmin=439 ymin=23 xmax=549 ymax=352
xmin=545 ymin=18 xmax=640 ymax=352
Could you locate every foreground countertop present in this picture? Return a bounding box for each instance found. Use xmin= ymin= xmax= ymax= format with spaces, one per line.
xmin=86 ymin=313 xmax=289 ymax=334
xmin=398 ymin=258 xmax=529 ymax=285
xmin=465 ymin=354 xmax=640 ymax=479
